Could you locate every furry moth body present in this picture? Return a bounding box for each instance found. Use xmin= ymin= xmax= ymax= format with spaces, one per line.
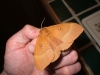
xmin=34 ymin=23 xmax=84 ymax=70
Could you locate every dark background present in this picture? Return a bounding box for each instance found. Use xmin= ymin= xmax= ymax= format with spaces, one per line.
xmin=0 ymin=0 xmax=54 ymax=72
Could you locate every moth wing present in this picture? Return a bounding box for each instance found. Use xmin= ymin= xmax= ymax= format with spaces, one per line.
xmin=47 ymin=35 xmax=74 ymax=62
xmin=47 ymin=23 xmax=84 ymax=62
xmin=34 ymin=33 xmax=54 ymax=70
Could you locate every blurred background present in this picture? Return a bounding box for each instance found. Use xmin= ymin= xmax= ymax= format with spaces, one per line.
xmin=0 ymin=0 xmax=100 ymax=75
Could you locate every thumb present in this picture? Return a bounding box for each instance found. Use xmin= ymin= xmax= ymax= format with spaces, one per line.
xmin=6 ymin=25 xmax=40 ymax=50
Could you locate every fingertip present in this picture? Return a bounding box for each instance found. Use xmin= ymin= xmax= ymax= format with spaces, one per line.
xmin=22 ymin=24 xmax=40 ymax=40
xmin=71 ymin=50 xmax=78 ymax=61
xmin=77 ymin=62 xmax=81 ymax=71
xmin=53 ymin=50 xmax=78 ymax=69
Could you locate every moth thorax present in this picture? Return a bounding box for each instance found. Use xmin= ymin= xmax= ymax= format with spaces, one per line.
xmin=39 ymin=44 xmax=42 ymax=47
xmin=58 ymin=27 xmax=61 ymax=30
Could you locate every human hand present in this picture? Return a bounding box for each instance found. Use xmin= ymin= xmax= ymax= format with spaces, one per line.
xmin=2 ymin=25 xmax=81 ymax=75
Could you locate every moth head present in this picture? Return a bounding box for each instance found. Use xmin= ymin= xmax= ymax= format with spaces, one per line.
xmin=40 ymin=27 xmax=47 ymax=32
xmin=40 ymin=28 xmax=49 ymax=36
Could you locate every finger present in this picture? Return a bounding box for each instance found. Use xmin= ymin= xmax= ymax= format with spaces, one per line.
xmin=55 ymin=62 xmax=81 ymax=75
xmin=61 ymin=46 xmax=73 ymax=56
xmin=21 ymin=25 xmax=40 ymax=41
xmin=61 ymin=50 xmax=71 ymax=57
xmin=6 ymin=25 xmax=40 ymax=49
xmin=47 ymin=50 xmax=78 ymax=69
xmin=55 ymin=50 xmax=78 ymax=69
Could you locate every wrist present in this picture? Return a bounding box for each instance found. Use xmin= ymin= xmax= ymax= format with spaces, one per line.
xmin=0 ymin=71 xmax=7 ymax=75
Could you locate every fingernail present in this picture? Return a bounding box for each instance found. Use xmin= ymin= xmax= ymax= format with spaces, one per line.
xmin=29 ymin=44 xmax=34 ymax=53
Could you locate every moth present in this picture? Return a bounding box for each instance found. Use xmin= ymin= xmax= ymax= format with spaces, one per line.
xmin=34 ymin=22 xmax=84 ymax=70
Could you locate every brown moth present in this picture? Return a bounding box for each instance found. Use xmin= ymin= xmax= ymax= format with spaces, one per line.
xmin=34 ymin=22 xmax=84 ymax=70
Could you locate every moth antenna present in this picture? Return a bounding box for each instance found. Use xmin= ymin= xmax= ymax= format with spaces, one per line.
xmin=41 ymin=17 xmax=45 ymax=29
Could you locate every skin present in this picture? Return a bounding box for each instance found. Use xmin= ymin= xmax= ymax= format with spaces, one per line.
xmin=0 ymin=25 xmax=81 ymax=75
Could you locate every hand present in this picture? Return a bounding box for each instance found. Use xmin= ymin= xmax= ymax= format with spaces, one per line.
xmin=2 ymin=25 xmax=81 ymax=75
